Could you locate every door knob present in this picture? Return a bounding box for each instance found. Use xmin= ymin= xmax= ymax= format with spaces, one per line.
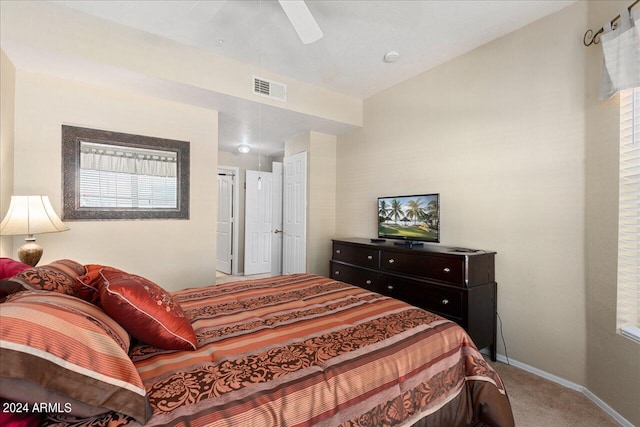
xmin=274 ymin=229 xmax=282 ymax=234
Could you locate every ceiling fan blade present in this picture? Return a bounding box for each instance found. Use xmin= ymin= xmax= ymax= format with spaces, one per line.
xmin=278 ymin=0 xmax=323 ymax=45
xmin=185 ymin=0 xmax=228 ymax=24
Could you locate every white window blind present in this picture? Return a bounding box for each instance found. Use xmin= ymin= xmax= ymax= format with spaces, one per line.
xmin=617 ymin=87 xmax=640 ymax=342
xmin=79 ymin=141 xmax=178 ymax=209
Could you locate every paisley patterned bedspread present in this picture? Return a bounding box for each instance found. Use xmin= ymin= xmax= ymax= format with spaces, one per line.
xmin=46 ymin=274 xmax=514 ymax=427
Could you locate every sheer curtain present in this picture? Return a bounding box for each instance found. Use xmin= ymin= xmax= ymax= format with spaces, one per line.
xmin=80 ymin=141 xmax=177 ymax=178
xmin=600 ymin=8 xmax=640 ymax=99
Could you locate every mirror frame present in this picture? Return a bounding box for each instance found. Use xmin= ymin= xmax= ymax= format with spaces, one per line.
xmin=62 ymin=125 xmax=190 ymax=220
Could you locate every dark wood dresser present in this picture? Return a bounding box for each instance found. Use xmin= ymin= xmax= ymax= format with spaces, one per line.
xmin=330 ymin=238 xmax=497 ymax=360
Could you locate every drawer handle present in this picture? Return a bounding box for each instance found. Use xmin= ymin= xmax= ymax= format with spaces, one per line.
xmin=367 ymin=255 xmax=373 ymax=260
xmin=443 ymin=267 xmax=451 ymax=273
xmin=387 ymin=285 xmax=394 ymax=291
xmin=336 ymin=249 xmax=341 ymax=254
xmin=442 ymin=298 xmax=449 ymax=305
xmin=334 ymin=271 xmax=340 ymax=275
xmin=366 ymin=280 xmax=372 ymax=285
xmin=388 ymin=259 xmax=395 ymax=264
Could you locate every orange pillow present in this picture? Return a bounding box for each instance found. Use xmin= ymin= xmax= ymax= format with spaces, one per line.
xmin=98 ymin=268 xmax=197 ymax=351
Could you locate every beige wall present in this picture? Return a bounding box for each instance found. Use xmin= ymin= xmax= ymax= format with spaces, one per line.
xmin=308 ymin=131 xmax=337 ymax=276
xmin=10 ymin=71 xmax=218 ymax=291
xmin=285 ymin=132 xmax=311 ymax=157
xmin=339 ymin=0 xmax=588 ymax=382
xmin=584 ymin=2 xmax=640 ymax=425
xmin=0 ymin=50 xmax=16 ymax=256
xmin=335 ymin=2 xmax=638 ymax=424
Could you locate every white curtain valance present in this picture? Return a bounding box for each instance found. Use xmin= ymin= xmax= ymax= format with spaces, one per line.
xmin=80 ymin=141 xmax=177 ymax=178
xmin=600 ymin=8 xmax=640 ymax=99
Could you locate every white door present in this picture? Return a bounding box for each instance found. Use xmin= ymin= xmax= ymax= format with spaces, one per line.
xmin=216 ymin=173 xmax=233 ymax=274
xmin=271 ymin=162 xmax=283 ymax=275
xmin=244 ymin=170 xmax=273 ymax=275
xmin=283 ymin=152 xmax=307 ymax=274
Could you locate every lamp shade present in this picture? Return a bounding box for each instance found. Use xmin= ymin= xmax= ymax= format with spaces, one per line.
xmin=0 ymin=195 xmax=69 ymax=236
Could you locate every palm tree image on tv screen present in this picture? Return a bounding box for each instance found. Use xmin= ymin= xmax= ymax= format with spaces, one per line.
xmin=378 ymin=194 xmax=440 ymax=242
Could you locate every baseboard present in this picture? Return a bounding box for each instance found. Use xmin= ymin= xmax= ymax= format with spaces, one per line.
xmin=581 ymin=388 xmax=634 ymax=427
xmin=492 ymin=353 xmax=583 ymax=392
xmin=486 ymin=351 xmax=633 ymax=427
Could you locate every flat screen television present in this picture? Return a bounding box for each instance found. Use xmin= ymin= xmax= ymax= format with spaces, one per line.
xmin=378 ymin=193 xmax=440 ymax=245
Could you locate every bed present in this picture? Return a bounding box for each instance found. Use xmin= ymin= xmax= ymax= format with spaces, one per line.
xmin=0 ymin=259 xmax=514 ymax=427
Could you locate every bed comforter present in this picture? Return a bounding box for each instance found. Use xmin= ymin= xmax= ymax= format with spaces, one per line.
xmin=45 ymin=274 xmax=514 ymax=427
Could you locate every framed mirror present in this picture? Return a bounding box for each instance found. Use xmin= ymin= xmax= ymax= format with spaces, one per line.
xmin=62 ymin=125 xmax=190 ymax=220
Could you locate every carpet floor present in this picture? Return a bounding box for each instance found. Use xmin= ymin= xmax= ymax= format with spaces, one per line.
xmin=488 ymin=359 xmax=619 ymax=426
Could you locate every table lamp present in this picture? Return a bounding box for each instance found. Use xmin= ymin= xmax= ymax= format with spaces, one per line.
xmin=0 ymin=195 xmax=69 ymax=266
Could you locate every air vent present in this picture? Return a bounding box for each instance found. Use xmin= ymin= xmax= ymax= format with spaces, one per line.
xmin=252 ymin=76 xmax=287 ymax=102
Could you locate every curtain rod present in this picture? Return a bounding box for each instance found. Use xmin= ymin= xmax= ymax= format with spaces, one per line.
xmin=583 ymin=0 xmax=639 ymax=46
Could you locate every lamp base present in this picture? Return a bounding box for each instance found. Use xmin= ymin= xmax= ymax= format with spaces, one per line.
xmin=17 ymin=238 xmax=43 ymax=267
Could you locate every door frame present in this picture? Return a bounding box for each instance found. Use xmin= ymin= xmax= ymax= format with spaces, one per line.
xmin=271 ymin=161 xmax=283 ymax=275
xmin=217 ymin=166 xmax=240 ymax=276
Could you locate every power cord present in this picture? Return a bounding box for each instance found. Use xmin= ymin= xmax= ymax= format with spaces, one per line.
xmin=496 ymin=308 xmax=510 ymax=365
xmin=464 ymin=249 xmax=510 ymax=365
xmin=476 ymin=249 xmax=510 ymax=365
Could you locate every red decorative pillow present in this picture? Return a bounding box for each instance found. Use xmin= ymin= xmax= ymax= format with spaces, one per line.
xmin=0 ymin=258 xmax=31 ymax=280
xmin=76 ymin=264 xmax=123 ymax=304
xmin=1 ymin=259 xmax=84 ymax=298
xmin=98 ymin=268 xmax=197 ymax=351
xmin=0 ymin=399 xmax=40 ymax=427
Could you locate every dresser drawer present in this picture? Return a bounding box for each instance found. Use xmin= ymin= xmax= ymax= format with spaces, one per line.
xmin=330 ymin=261 xmax=380 ymax=292
xmin=332 ymin=243 xmax=379 ymax=268
xmin=380 ymin=276 xmax=463 ymax=318
xmin=381 ymin=251 xmax=464 ymax=286
xmin=331 ymin=238 xmax=497 ymax=361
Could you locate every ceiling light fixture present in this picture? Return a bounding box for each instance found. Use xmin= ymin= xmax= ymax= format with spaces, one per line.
xmin=384 ymin=51 xmax=400 ymax=63
xmin=237 ymin=144 xmax=251 ymax=154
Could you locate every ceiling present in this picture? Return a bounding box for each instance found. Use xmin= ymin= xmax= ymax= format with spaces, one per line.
xmin=23 ymin=1 xmax=577 ymax=156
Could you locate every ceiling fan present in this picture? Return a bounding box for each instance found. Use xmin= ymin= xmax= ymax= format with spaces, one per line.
xmin=277 ymin=0 xmax=323 ymax=45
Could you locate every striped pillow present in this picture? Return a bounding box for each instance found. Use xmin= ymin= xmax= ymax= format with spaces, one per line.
xmin=0 ymin=291 xmax=151 ymax=423
xmin=2 ymin=259 xmax=84 ymax=297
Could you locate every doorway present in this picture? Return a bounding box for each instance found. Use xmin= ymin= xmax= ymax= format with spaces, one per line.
xmin=218 ymin=153 xmax=307 ymax=279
